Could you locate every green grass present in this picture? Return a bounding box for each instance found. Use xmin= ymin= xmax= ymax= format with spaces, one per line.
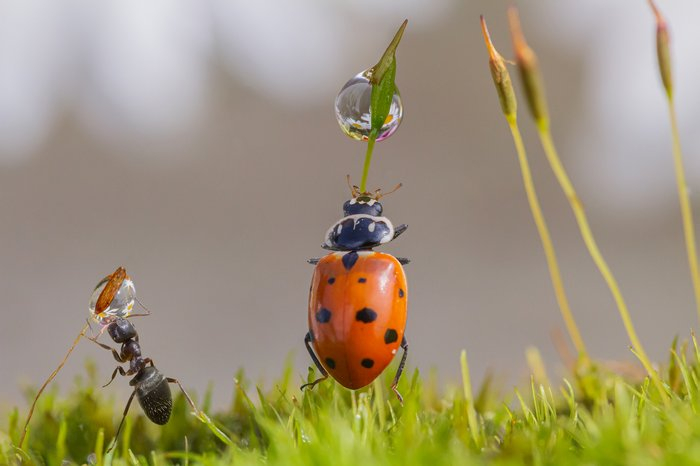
xmin=6 ymin=340 xmax=700 ymax=465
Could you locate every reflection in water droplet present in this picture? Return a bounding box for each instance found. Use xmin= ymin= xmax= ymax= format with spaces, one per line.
xmin=89 ymin=276 xmax=136 ymax=324
xmin=334 ymin=70 xmax=403 ymax=142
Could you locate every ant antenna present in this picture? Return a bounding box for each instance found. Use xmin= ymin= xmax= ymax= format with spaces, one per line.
xmin=19 ymin=322 xmax=90 ymax=448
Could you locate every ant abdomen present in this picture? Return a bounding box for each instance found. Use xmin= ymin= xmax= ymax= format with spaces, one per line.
xmin=131 ymin=366 xmax=173 ymax=425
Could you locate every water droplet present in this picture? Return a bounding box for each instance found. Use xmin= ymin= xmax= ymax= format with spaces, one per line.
xmin=89 ymin=275 xmax=136 ymax=324
xmin=86 ymin=453 xmax=97 ymax=465
xmin=334 ymin=70 xmax=403 ymax=142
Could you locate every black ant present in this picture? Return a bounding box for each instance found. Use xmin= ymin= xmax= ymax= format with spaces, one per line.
xmin=19 ymin=267 xmax=201 ymax=453
xmin=87 ymin=315 xmax=200 ymax=452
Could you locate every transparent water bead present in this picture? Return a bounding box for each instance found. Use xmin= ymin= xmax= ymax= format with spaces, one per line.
xmin=89 ymin=275 xmax=136 ymax=324
xmin=334 ymin=70 xmax=403 ymax=142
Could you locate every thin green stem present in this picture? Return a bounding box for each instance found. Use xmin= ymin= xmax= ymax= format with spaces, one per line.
xmin=507 ymin=117 xmax=588 ymax=360
xmin=535 ymin=120 xmax=668 ymax=404
xmin=666 ymin=98 xmax=700 ymax=323
xmin=360 ymin=134 xmax=377 ymax=193
xmin=460 ymin=350 xmax=481 ymax=447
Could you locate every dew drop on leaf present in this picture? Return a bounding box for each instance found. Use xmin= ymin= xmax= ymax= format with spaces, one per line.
xmin=334 ymin=70 xmax=402 ymax=142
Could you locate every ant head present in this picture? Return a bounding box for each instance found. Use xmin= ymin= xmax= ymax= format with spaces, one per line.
xmin=342 ymin=176 xmax=402 ymax=217
xmin=107 ymin=317 xmax=137 ymax=343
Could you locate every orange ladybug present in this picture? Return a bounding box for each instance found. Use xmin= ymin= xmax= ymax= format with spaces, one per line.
xmin=303 ymin=182 xmax=409 ymax=401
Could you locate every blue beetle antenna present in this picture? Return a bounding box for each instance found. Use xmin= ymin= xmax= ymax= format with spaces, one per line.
xmin=375 ymin=182 xmax=403 ymax=200
xmin=346 ymin=175 xmax=362 ymax=198
xmin=346 ymin=175 xmax=402 ymax=200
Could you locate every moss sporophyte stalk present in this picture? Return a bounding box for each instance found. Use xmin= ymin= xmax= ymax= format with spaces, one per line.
xmin=480 ymin=15 xmax=588 ymax=365
xmin=504 ymin=7 xmax=669 ymax=403
xmin=648 ymin=0 xmax=700 ymax=327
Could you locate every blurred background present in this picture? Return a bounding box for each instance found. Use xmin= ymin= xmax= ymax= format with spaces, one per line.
xmin=1 ymin=0 xmax=700 ymax=410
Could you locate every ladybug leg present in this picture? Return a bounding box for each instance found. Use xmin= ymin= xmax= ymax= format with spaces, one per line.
xmin=300 ymin=332 xmax=329 ymax=391
xmin=106 ymin=389 xmax=137 ymax=454
xmin=396 ymin=257 xmax=411 ymax=265
xmin=393 ymin=224 xmax=408 ymax=240
xmin=390 ymin=336 xmax=409 ymax=404
xmin=307 ymin=258 xmax=321 ymax=265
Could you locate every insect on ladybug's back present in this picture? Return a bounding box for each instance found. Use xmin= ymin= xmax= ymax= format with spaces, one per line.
xmin=309 ymin=250 xmax=407 ymax=389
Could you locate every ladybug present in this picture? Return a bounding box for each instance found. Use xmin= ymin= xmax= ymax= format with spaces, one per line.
xmin=302 ymin=181 xmax=410 ymax=401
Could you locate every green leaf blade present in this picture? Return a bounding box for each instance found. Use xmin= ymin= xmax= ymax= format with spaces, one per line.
xmin=370 ymin=59 xmax=397 ymax=136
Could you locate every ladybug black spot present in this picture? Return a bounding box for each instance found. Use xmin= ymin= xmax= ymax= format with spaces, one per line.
xmin=328 ymin=277 xmax=335 ymax=285
xmin=399 ymin=288 xmax=405 ymax=298
xmin=358 ymin=277 xmax=367 ymax=283
xmin=316 ymin=308 xmax=332 ymax=323
xmin=342 ymin=251 xmax=359 ymax=270
xmin=355 ymin=308 xmax=377 ymax=323
xmin=361 ymin=358 xmax=375 ymax=368
xmin=384 ymin=329 xmax=398 ymax=344
xmin=325 ymin=358 xmax=336 ymax=369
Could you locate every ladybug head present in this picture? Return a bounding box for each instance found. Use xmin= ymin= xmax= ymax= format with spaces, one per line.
xmin=342 ymin=177 xmax=402 ymax=217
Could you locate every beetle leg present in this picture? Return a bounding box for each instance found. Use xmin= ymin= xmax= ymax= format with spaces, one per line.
xmin=103 ymin=366 xmax=128 ymax=388
xmin=396 ymin=257 xmax=411 ymax=265
xmin=300 ymin=332 xmax=328 ymax=391
xmin=166 ymin=377 xmax=201 ymax=416
xmin=390 ymin=336 xmax=409 ymax=404
xmin=86 ymin=336 xmax=126 ymax=363
xmin=106 ymin=389 xmax=136 ymax=454
xmin=393 ymin=224 xmax=408 ymax=240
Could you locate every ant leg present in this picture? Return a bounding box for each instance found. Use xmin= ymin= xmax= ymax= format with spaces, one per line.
xmin=132 ymin=297 xmax=151 ymax=317
xmin=19 ymin=322 xmax=89 ymax=448
xmin=103 ymin=366 xmax=128 ymax=388
xmin=300 ymin=332 xmax=328 ymax=391
xmin=105 ymin=390 xmax=136 ymax=454
xmin=166 ymin=377 xmax=201 ymax=415
xmin=86 ymin=336 xmax=125 ymax=363
xmin=390 ymin=336 xmax=409 ymax=405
